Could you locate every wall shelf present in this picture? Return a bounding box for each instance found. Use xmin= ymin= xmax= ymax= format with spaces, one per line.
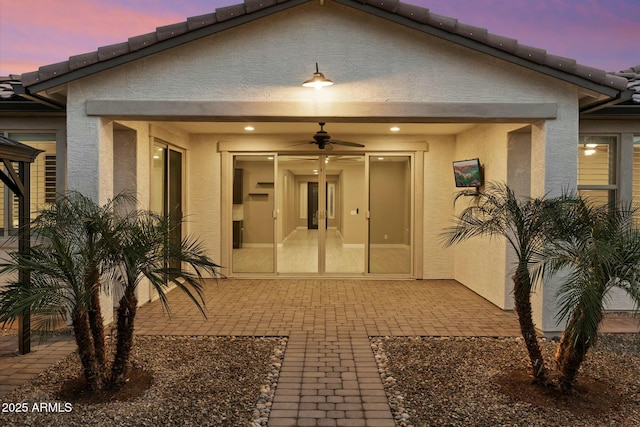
xmin=248 ymin=193 xmax=269 ymax=196
xmin=256 ymin=181 xmax=274 ymax=186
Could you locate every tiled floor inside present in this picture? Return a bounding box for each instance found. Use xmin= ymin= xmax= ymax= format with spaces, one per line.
xmin=1 ymin=279 xmax=637 ymax=426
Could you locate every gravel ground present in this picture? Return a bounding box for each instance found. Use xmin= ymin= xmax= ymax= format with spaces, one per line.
xmin=372 ymin=334 xmax=640 ymax=427
xmin=1 ymin=336 xmax=286 ymax=427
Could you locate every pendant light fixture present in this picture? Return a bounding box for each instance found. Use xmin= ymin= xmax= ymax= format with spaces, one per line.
xmin=302 ymin=63 xmax=334 ymax=88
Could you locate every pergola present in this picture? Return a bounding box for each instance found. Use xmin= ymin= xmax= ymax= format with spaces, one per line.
xmin=0 ymin=135 xmax=43 ymax=354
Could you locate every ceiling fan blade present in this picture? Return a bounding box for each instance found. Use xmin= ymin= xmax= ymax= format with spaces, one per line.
xmin=286 ymin=140 xmax=315 ymax=147
xmin=330 ymin=139 xmax=365 ymax=148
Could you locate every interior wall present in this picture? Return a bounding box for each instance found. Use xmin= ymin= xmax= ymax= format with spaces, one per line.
xmin=238 ymin=160 xmax=274 ymax=245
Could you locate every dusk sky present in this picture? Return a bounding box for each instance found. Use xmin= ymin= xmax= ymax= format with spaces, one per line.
xmin=1 ymin=0 xmax=638 ymax=77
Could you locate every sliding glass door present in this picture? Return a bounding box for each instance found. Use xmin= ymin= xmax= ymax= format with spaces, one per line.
xmin=231 ymin=155 xmax=275 ymax=273
xmin=228 ymin=152 xmax=411 ymax=276
xmin=368 ymin=155 xmax=413 ymax=274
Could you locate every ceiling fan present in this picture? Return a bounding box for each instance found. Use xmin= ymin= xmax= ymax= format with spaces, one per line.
xmin=304 ymin=122 xmax=365 ymax=150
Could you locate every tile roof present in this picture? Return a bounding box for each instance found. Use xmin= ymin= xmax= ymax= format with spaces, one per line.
xmin=16 ymin=0 xmax=630 ymax=94
xmin=612 ymin=65 xmax=640 ymax=103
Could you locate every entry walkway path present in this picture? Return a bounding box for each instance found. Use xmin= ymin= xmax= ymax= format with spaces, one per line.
xmin=1 ymin=279 xmax=637 ymax=425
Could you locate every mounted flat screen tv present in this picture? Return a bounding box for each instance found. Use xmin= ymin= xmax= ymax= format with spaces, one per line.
xmin=453 ymin=158 xmax=483 ymax=188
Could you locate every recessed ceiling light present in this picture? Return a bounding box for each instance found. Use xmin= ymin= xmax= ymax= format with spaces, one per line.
xmin=584 ymin=149 xmax=596 ymax=156
xmin=267 ymin=156 xmax=274 ymax=160
xmin=390 ymin=126 xmax=400 ymax=132
xmin=585 ymin=143 xmax=598 ymax=148
xmin=244 ymin=126 xmax=255 ymax=131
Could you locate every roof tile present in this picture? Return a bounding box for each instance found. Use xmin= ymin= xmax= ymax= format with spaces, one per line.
xmin=69 ymin=52 xmax=100 ymax=70
xmin=365 ymin=0 xmax=399 ymax=13
xmin=426 ymin=12 xmax=457 ymax=32
xmin=486 ymin=33 xmax=518 ymax=53
xmin=395 ymin=3 xmax=430 ymax=24
xmin=97 ymin=42 xmax=131 ymax=62
xmin=20 ymin=71 xmax=40 ymax=86
xmin=157 ymin=22 xmax=189 ymax=41
xmin=455 ymin=23 xmax=488 ymax=43
xmin=574 ymin=64 xmax=606 ymax=83
xmin=515 ymin=44 xmax=547 ymax=65
xmin=216 ymin=4 xmax=247 ymax=22
xmin=38 ymin=61 xmax=71 ymax=81
xmin=186 ymin=13 xmax=218 ymax=30
xmin=545 ymin=54 xmax=576 ymax=73
xmin=128 ymin=32 xmax=159 ymax=52
xmin=245 ymin=0 xmax=278 ymax=14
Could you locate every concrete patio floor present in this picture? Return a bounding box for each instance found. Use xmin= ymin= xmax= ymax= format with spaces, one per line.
xmin=1 ymin=279 xmax=638 ymax=426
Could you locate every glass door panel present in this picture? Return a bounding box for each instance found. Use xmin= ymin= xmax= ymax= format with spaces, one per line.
xmin=232 ymin=155 xmax=275 ymax=273
xmin=325 ymin=155 xmax=365 ymax=274
xmin=277 ymin=155 xmax=320 ymax=273
xmin=368 ymin=155 xmax=412 ymax=274
xmin=168 ymin=150 xmax=183 ymax=270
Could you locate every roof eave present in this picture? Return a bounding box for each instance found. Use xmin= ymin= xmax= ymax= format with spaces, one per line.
xmin=23 ymin=0 xmax=311 ymax=94
xmin=335 ymin=0 xmax=624 ymax=98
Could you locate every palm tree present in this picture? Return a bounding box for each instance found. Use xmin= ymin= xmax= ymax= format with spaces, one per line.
xmin=109 ymin=211 xmax=220 ymax=387
xmin=443 ymin=182 xmax=575 ymax=384
xmin=543 ymin=199 xmax=640 ymax=394
xmin=0 ymin=192 xmax=129 ymax=390
xmin=0 ymin=192 xmax=221 ymax=392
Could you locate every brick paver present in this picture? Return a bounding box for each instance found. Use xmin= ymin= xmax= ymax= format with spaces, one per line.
xmin=1 ymin=279 xmax=637 ymax=425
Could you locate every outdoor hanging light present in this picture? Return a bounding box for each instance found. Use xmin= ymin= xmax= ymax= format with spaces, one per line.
xmin=302 ymin=63 xmax=334 ymax=89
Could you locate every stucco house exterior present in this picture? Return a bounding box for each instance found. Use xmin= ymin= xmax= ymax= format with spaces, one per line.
xmin=1 ymin=0 xmax=639 ymax=335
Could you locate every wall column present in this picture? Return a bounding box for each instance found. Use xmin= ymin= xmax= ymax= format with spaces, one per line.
xmin=67 ymin=107 xmax=115 ymax=325
xmin=530 ymin=105 xmax=579 ymax=335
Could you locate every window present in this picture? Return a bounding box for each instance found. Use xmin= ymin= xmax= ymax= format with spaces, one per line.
xmin=577 ymin=135 xmax=617 ymax=206
xmin=0 ymin=132 xmax=56 ymax=237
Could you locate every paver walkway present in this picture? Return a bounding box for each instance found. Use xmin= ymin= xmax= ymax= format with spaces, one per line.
xmin=1 ymin=279 xmax=638 ymax=426
xmin=132 ymin=279 xmax=520 ymax=427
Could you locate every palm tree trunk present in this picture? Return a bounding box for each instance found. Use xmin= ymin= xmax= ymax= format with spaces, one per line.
xmin=71 ymin=308 xmax=103 ymax=391
xmin=86 ymin=267 xmax=106 ymax=377
xmin=110 ymin=288 xmax=138 ymax=388
xmin=555 ymin=309 xmax=599 ymax=394
xmin=513 ymin=265 xmax=548 ymax=384
xmin=555 ymin=333 xmax=589 ymax=394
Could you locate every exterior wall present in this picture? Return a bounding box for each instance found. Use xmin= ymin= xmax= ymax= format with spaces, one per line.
xmin=422 ymin=136 xmax=455 ymax=279
xmin=530 ymin=95 xmax=580 ymax=334
xmin=57 ymin=1 xmax=590 ymax=331
xmin=189 ymin=134 xmax=222 ymax=268
xmin=580 ymin=119 xmax=640 ymax=311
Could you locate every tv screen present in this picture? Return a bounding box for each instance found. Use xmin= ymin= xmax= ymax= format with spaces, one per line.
xmin=453 ymin=158 xmax=483 ymax=188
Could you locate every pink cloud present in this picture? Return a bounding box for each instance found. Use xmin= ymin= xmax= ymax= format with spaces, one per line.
xmin=1 ymin=0 xmax=187 ymax=75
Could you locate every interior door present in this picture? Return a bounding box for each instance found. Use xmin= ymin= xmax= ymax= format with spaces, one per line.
xmin=307 ymin=182 xmax=319 ymax=230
